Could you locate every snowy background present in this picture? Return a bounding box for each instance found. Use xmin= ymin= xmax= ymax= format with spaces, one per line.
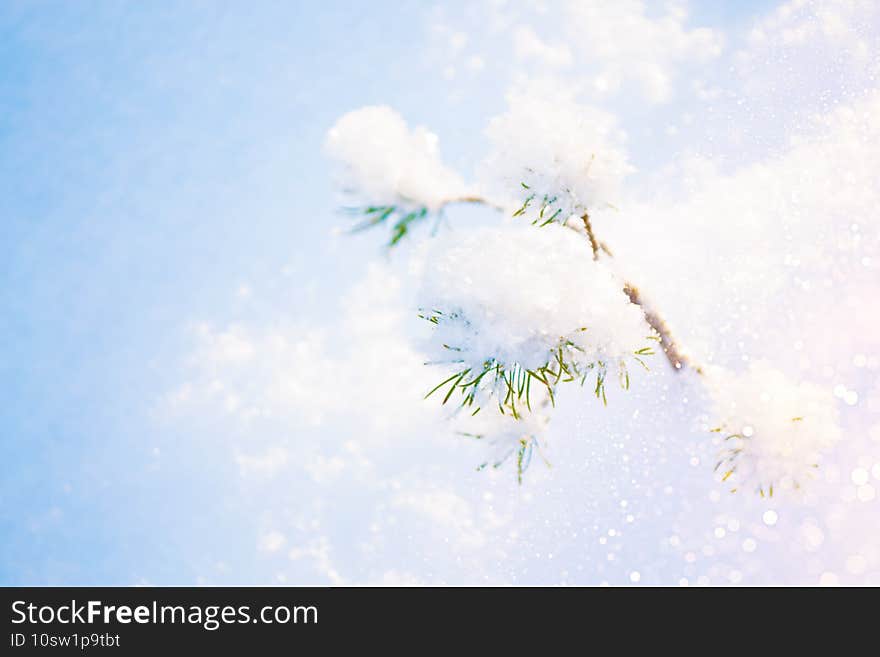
xmin=2 ymin=0 xmax=879 ymax=585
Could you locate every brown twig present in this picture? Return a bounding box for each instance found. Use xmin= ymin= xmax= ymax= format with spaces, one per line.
xmin=581 ymin=212 xmax=601 ymax=260
xmin=582 ymin=214 xmax=701 ymax=374
xmin=622 ymin=284 xmax=703 ymax=374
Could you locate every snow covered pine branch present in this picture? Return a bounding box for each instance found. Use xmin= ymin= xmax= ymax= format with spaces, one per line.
xmin=324 ymin=97 xmax=839 ymax=495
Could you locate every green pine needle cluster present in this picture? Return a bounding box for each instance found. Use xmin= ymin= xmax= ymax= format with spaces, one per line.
xmin=421 ymin=310 xmax=657 ymax=419
xmin=460 ymin=432 xmax=548 ymax=484
xmin=347 ymin=204 xmax=430 ymax=246
xmin=710 ymin=416 xmax=812 ymax=497
xmin=512 ymin=182 xmax=565 ymax=226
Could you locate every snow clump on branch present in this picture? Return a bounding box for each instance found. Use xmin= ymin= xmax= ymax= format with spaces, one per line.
xmin=325 ymin=105 xmax=469 ymax=211
xmin=708 ymin=360 xmax=841 ymax=496
xmin=480 ymin=86 xmax=633 ymax=225
xmin=417 ymin=223 xmax=655 ymax=417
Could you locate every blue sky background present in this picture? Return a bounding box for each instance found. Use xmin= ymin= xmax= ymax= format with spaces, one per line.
xmin=1 ymin=0 xmax=463 ymax=583
xmin=1 ymin=0 xmax=415 ymax=583
xmin=4 ymin=0 xmax=875 ymax=586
